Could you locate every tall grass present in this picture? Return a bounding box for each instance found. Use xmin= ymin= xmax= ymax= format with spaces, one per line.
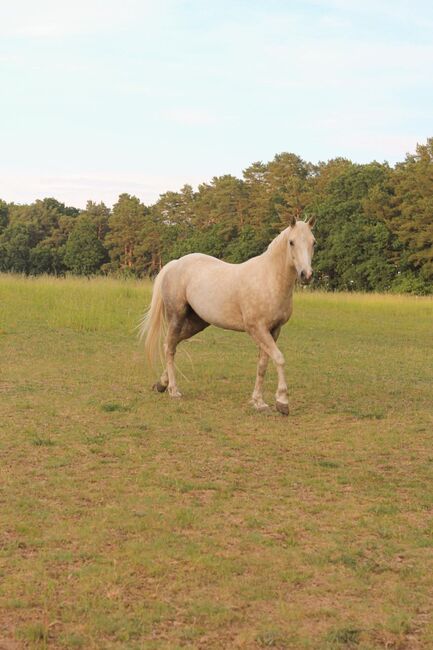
xmin=0 ymin=274 xmax=152 ymax=333
xmin=1 ymin=274 xmax=431 ymax=335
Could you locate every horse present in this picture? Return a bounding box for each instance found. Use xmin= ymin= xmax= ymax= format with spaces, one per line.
xmin=139 ymin=215 xmax=316 ymax=415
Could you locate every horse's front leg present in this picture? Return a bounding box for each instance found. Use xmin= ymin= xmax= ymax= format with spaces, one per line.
xmin=251 ymin=348 xmax=270 ymax=411
xmin=248 ymin=326 xmax=288 ymax=415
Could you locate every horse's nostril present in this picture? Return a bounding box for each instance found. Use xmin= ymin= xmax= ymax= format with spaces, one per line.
xmin=300 ymin=270 xmax=305 ymax=279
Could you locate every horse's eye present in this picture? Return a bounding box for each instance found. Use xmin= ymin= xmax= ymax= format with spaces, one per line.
xmin=289 ymin=240 xmax=294 ymax=246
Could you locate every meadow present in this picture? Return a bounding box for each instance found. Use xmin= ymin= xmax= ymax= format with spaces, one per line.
xmin=0 ymin=274 xmax=432 ymax=649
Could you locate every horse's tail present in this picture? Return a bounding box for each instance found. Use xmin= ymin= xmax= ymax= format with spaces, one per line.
xmin=139 ymin=265 xmax=168 ymax=370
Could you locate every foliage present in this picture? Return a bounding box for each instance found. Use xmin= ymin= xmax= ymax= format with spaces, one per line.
xmin=0 ymin=222 xmax=35 ymax=273
xmin=0 ymin=199 xmax=8 ymax=233
xmin=64 ymin=215 xmax=108 ymax=275
xmin=366 ymin=139 xmax=433 ymax=289
xmin=105 ymin=193 xmax=149 ymax=273
xmin=312 ymin=162 xmax=399 ymax=291
xmin=0 ymin=140 xmax=432 ymax=293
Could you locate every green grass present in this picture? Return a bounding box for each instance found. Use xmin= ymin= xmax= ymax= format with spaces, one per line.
xmin=1 ymin=274 xmax=433 ymax=649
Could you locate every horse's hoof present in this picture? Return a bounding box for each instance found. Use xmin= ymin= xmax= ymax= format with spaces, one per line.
xmin=276 ymin=401 xmax=289 ymax=416
xmin=168 ymin=389 xmax=182 ymax=398
xmin=250 ymin=399 xmax=270 ymax=412
xmin=153 ymin=382 xmax=167 ymax=393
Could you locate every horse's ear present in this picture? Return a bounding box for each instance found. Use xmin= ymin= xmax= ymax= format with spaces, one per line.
xmin=289 ymin=214 xmax=297 ymax=227
xmin=307 ymin=215 xmax=316 ymax=229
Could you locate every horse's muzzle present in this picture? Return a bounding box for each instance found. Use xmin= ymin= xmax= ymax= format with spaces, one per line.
xmin=299 ymin=270 xmax=313 ymax=285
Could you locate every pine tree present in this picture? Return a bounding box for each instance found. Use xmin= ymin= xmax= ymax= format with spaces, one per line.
xmin=105 ymin=194 xmax=147 ymax=273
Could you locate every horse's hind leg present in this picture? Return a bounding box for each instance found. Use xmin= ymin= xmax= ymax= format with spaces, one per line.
xmin=155 ymin=308 xmax=209 ymax=397
xmin=151 ymin=306 xmax=185 ymax=396
xmin=164 ymin=320 xmax=183 ymax=398
xmin=178 ymin=309 xmax=209 ymax=343
xmin=154 ymin=369 xmax=169 ymax=393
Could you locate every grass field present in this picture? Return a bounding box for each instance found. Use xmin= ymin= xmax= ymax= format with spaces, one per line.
xmin=1 ymin=275 xmax=432 ymax=649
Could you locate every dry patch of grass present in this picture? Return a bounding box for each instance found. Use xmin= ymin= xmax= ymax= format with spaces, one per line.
xmin=1 ymin=275 xmax=433 ymax=648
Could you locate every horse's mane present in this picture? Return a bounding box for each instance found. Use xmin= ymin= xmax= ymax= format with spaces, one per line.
xmin=267 ymin=228 xmax=289 ymax=255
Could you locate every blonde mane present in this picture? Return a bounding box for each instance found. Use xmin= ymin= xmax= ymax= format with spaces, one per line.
xmin=267 ymin=228 xmax=290 ymax=254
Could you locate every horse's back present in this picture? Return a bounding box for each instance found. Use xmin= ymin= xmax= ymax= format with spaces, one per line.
xmin=177 ymin=252 xmax=230 ymax=268
xmin=163 ymin=252 xmax=237 ymax=283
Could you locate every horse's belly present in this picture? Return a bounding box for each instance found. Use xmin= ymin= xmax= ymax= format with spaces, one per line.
xmin=186 ymin=285 xmax=244 ymax=331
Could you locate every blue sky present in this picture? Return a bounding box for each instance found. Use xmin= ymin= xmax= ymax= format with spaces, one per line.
xmin=1 ymin=0 xmax=432 ymax=207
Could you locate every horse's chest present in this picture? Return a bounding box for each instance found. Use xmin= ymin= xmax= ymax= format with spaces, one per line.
xmin=272 ymin=297 xmax=293 ymax=327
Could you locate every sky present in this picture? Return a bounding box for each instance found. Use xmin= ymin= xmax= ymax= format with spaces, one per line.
xmin=1 ymin=0 xmax=432 ymax=208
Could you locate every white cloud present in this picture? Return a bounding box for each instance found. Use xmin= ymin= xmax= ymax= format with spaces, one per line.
xmin=340 ymin=134 xmax=420 ymax=160
xmin=0 ymin=0 xmax=165 ymax=38
xmin=163 ymin=108 xmax=218 ymax=126
xmin=0 ymin=0 xmax=431 ymax=197
xmin=312 ymin=128 xmax=421 ymax=162
xmin=163 ymin=108 xmax=236 ymax=126
xmin=0 ymin=171 xmax=205 ymax=208
xmin=308 ymin=0 xmax=433 ymax=28
xmin=260 ymin=37 xmax=433 ymax=92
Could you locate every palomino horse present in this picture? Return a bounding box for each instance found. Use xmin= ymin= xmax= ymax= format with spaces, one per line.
xmin=140 ymin=216 xmax=316 ymax=415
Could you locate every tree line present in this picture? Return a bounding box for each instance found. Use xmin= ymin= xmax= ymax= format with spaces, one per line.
xmin=1 ymin=139 xmax=432 ymax=294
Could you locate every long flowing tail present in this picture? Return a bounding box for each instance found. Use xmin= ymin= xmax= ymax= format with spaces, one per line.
xmin=138 ymin=267 xmax=167 ymax=370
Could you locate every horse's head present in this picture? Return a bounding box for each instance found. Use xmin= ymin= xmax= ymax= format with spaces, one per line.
xmin=287 ymin=216 xmax=316 ymax=285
